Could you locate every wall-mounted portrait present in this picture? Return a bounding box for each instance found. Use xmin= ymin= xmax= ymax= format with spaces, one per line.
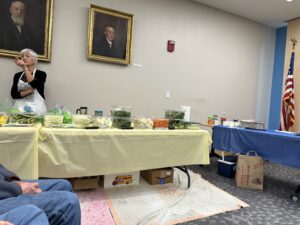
xmin=0 ymin=0 xmax=53 ymax=62
xmin=87 ymin=4 xmax=133 ymax=65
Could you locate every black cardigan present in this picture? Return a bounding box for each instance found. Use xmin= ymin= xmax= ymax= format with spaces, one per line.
xmin=11 ymin=70 xmax=47 ymax=100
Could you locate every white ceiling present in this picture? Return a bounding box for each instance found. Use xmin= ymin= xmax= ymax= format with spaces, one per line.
xmin=193 ymin=0 xmax=300 ymax=28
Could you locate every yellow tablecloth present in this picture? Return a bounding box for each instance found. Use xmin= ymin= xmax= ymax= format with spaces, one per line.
xmin=38 ymin=128 xmax=212 ymax=178
xmin=0 ymin=126 xmax=39 ymax=179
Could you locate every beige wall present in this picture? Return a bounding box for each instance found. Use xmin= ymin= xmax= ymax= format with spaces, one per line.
xmin=283 ymin=18 xmax=300 ymax=131
xmin=0 ymin=0 xmax=275 ymax=125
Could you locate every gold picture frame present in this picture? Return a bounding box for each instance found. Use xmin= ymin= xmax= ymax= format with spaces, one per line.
xmin=87 ymin=4 xmax=133 ymax=65
xmin=0 ymin=0 xmax=54 ymax=62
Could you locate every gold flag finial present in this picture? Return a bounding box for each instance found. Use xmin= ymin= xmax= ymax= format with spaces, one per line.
xmin=291 ymin=38 xmax=297 ymax=50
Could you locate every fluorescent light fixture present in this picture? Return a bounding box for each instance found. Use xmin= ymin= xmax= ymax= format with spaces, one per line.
xmin=285 ymin=0 xmax=293 ymax=2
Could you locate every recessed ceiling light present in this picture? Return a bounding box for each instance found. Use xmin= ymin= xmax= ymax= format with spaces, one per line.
xmin=286 ymin=0 xmax=293 ymax=2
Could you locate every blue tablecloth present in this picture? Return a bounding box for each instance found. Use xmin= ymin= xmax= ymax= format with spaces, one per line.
xmin=212 ymin=126 xmax=300 ymax=169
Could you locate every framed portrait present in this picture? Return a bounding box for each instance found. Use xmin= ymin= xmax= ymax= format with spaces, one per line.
xmin=0 ymin=0 xmax=53 ymax=62
xmin=87 ymin=4 xmax=133 ymax=65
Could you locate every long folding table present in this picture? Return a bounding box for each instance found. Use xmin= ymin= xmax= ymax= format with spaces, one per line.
xmin=38 ymin=128 xmax=212 ymax=187
xmin=212 ymin=125 xmax=300 ymax=200
xmin=0 ymin=126 xmax=39 ymax=179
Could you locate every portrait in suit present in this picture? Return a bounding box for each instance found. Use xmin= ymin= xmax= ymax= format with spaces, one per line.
xmin=0 ymin=0 xmax=53 ymax=62
xmin=87 ymin=5 xmax=133 ymax=65
xmin=93 ymin=24 xmax=124 ymax=59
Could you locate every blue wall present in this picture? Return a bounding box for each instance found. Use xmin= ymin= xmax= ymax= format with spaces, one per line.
xmin=268 ymin=27 xmax=287 ymax=130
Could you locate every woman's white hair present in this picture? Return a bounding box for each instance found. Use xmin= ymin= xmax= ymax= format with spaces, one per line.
xmin=20 ymin=48 xmax=38 ymax=64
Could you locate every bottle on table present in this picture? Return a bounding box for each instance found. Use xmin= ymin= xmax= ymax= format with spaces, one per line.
xmin=220 ymin=112 xmax=227 ymax=125
xmin=208 ymin=116 xmax=214 ymax=126
xmin=95 ymin=109 xmax=103 ymax=117
xmin=213 ymin=115 xmax=220 ymax=126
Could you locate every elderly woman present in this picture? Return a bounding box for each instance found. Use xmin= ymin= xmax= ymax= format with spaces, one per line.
xmin=11 ymin=48 xmax=47 ymax=115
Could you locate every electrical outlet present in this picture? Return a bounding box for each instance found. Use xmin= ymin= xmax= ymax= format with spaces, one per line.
xmin=133 ymin=64 xmax=143 ymax=68
xmin=166 ymin=91 xmax=170 ymax=99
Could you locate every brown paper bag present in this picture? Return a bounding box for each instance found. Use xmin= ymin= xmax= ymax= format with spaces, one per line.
xmin=235 ymin=151 xmax=264 ymax=190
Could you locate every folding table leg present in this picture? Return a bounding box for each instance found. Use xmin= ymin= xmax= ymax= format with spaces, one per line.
xmin=176 ymin=166 xmax=190 ymax=188
xmin=291 ymin=185 xmax=300 ymax=201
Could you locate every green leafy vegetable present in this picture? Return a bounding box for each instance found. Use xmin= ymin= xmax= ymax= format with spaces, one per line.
xmin=11 ymin=113 xmax=37 ymax=124
xmin=112 ymin=110 xmax=132 ymax=129
xmin=165 ymin=110 xmax=185 ymax=129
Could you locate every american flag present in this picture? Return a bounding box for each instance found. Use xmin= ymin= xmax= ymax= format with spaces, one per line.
xmin=280 ymin=51 xmax=295 ymax=131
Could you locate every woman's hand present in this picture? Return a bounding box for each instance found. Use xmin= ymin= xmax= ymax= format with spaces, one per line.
xmin=14 ymin=57 xmax=27 ymax=70
xmin=20 ymin=88 xmax=34 ymax=98
xmin=14 ymin=181 xmax=42 ymax=194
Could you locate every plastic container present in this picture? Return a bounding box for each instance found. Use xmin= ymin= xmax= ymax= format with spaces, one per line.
xmin=111 ymin=106 xmax=132 ymax=129
xmin=233 ymin=119 xmax=240 ymax=127
xmin=214 ymin=120 xmax=221 ymax=126
xmin=111 ymin=106 xmax=132 ymax=117
xmin=10 ymin=113 xmax=37 ymax=124
xmin=213 ymin=115 xmax=220 ymax=126
xmin=63 ymin=111 xmax=73 ymax=124
xmin=92 ymin=116 xmax=112 ymax=129
xmin=165 ymin=110 xmax=185 ymax=129
xmin=95 ymin=110 xmax=103 ymax=117
xmin=112 ymin=117 xmax=132 ymax=129
xmin=169 ymin=119 xmax=185 ymax=129
xmin=164 ymin=110 xmax=185 ymax=120
xmin=133 ymin=117 xmax=153 ymax=129
xmin=72 ymin=115 xmax=92 ymax=128
xmin=208 ymin=116 xmax=214 ymax=126
xmin=220 ymin=112 xmax=227 ymax=125
xmin=43 ymin=114 xmax=64 ymax=127
xmin=184 ymin=122 xmax=201 ymax=130
xmin=153 ymin=118 xmax=169 ymax=130
xmin=0 ymin=113 xmax=9 ymax=126
xmin=240 ymin=120 xmax=264 ymax=130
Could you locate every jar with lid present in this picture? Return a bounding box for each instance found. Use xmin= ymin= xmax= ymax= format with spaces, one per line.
xmin=95 ymin=109 xmax=103 ymax=117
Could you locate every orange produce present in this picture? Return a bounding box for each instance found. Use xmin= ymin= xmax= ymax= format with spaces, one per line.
xmin=153 ymin=119 xmax=169 ymax=129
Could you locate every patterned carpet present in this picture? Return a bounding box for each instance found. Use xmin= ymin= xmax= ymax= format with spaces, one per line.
xmin=181 ymin=158 xmax=300 ymax=225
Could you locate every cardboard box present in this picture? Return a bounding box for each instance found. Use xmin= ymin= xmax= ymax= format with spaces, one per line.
xmin=72 ymin=176 xmax=99 ymax=190
xmin=102 ymin=171 xmax=140 ymax=188
xmin=141 ymin=168 xmax=174 ymax=185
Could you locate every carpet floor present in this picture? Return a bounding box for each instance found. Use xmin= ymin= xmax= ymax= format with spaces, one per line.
xmin=181 ymin=157 xmax=300 ymax=225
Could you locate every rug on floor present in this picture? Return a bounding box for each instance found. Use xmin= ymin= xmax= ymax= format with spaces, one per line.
xmin=76 ymin=188 xmax=115 ymax=225
xmin=102 ymin=168 xmax=249 ymax=225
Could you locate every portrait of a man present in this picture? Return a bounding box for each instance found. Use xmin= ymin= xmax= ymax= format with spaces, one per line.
xmin=88 ymin=5 xmax=133 ymax=65
xmin=0 ymin=0 xmax=53 ymax=62
xmin=93 ymin=24 xmax=125 ymax=59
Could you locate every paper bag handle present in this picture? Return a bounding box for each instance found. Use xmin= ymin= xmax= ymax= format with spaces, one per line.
xmin=247 ymin=150 xmax=258 ymax=156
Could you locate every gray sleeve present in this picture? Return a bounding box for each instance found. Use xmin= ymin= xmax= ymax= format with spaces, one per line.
xmin=0 ymin=164 xmax=20 ymax=181
xmin=0 ymin=179 xmax=22 ymax=200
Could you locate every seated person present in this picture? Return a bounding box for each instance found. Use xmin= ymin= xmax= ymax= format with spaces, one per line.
xmin=0 ymin=164 xmax=80 ymax=225
xmin=0 ymin=205 xmax=49 ymax=225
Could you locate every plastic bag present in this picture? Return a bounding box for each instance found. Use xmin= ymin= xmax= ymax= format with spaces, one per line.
xmin=0 ymin=97 xmax=19 ymax=114
xmin=45 ymin=105 xmax=73 ymax=124
xmin=47 ymin=104 xmax=63 ymax=115
xmin=62 ymin=106 xmax=72 ymax=124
